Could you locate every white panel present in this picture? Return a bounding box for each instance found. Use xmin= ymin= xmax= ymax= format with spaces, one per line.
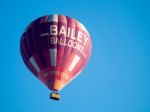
xmin=78 ymin=22 xmax=87 ymax=32
xmin=29 ymin=56 xmax=40 ymax=72
xmin=50 ymin=49 xmax=57 ymax=66
xmin=69 ymin=55 xmax=80 ymax=71
xmin=48 ymin=14 xmax=58 ymax=22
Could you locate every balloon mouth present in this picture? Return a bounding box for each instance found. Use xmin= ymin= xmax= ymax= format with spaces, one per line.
xmin=48 ymin=80 xmax=65 ymax=91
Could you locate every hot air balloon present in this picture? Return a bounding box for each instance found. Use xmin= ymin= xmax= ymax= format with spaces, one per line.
xmin=20 ymin=14 xmax=92 ymax=100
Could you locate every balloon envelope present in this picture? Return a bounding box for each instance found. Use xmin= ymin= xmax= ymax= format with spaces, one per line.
xmin=20 ymin=14 xmax=92 ymax=91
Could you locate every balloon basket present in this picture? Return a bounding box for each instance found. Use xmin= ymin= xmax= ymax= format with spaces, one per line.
xmin=50 ymin=92 xmax=60 ymax=100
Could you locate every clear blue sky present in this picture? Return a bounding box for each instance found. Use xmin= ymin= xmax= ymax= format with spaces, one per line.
xmin=0 ymin=0 xmax=150 ymax=112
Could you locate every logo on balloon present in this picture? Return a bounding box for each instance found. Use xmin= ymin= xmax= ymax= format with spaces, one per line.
xmin=40 ymin=24 xmax=89 ymax=58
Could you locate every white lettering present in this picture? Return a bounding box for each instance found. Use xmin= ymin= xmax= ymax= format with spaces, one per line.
xmin=59 ymin=26 xmax=66 ymax=37
xmin=51 ymin=37 xmax=57 ymax=44
xmin=77 ymin=31 xmax=83 ymax=43
xmin=71 ymin=28 xmax=76 ymax=40
xmin=67 ymin=27 xmax=71 ymax=37
xmin=50 ymin=25 xmax=58 ymax=35
xmin=83 ymin=34 xmax=88 ymax=45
